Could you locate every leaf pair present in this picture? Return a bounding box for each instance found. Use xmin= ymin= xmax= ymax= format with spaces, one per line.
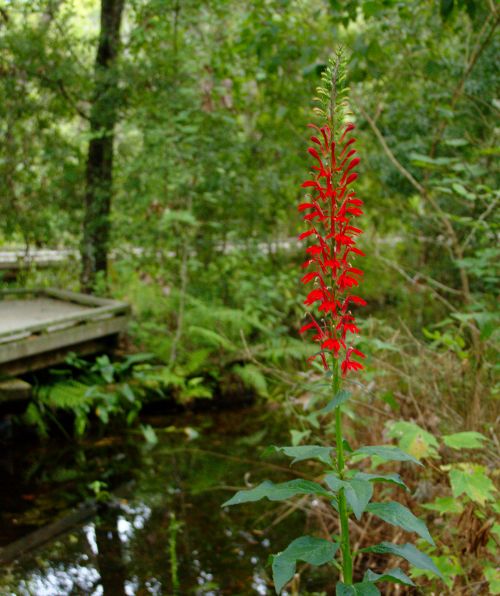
xmin=325 ymin=474 xmax=373 ymax=520
xmin=336 ymin=567 xmax=413 ymax=595
xmin=271 ymin=536 xmax=441 ymax=595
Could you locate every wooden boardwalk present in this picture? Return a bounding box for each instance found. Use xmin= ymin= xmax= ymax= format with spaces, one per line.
xmin=0 ymin=288 xmax=130 ymax=377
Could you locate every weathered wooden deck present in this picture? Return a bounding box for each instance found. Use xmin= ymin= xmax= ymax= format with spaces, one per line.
xmin=0 ymin=288 xmax=130 ymax=377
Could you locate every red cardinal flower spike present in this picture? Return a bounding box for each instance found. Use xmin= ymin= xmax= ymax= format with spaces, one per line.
xmin=299 ymin=50 xmax=366 ymax=377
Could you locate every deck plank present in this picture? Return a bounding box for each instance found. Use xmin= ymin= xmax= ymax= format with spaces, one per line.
xmin=0 ymin=289 xmax=130 ymax=375
xmin=0 ymin=298 xmax=93 ymax=335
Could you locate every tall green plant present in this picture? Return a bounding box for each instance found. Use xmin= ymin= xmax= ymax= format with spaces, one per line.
xmin=223 ymin=50 xmax=443 ymax=594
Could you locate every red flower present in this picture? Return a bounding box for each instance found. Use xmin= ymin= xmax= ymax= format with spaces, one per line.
xmin=299 ymin=94 xmax=366 ymax=376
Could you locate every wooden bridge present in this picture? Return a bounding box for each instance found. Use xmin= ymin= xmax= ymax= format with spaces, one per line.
xmin=0 ymin=288 xmax=130 ymax=380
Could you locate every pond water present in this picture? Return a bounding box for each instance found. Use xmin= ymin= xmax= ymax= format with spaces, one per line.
xmin=0 ymin=407 xmax=331 ymax=595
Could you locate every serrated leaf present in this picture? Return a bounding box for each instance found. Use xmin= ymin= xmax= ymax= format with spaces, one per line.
xmin=361 ymin=542 xmax=443 ymax=578
xmin=387 ymin=421 xmax=439 ymax=460
xmin=351 ymin=445 xmax=422 ymax=466
xmin=449 ymin=464 xmax=496 ymax=505
xmin=442 ymin=431 xmax=487 ymax=450
xmin=364 ymin=567 xmax=414 ymax=586
xmin=273 ymin=536 xmax=339 ymax=593
xmin=336 ymin=581 xmax=380 ymax=595
xmin=353 ymin=472 xmax=408 ymax=491
xmin=265 ymin=445 xmax=333 ymax=465
xmin=222 ymin=479 xmax=331 ymax=507
xmin=366 ymin=502 xmax=434 ymax=545
xmin=421 ymin=496 xmax=463 ymax=514
xmin=319 ymin=390 xmax=351 ymax=414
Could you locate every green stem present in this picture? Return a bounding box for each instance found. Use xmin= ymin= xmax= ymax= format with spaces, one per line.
xmin=333 ymin=362 xmax=353 ymax=584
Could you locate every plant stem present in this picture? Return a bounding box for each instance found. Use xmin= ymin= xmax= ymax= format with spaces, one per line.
xmin=333 ymin=362 xmax=353 ymax=584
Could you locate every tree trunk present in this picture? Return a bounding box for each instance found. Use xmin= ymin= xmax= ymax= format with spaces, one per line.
xmin=81 ymin=0 xmax=125 ymax=293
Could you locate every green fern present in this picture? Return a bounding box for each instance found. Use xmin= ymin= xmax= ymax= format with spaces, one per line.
xmin=232 ymin=364 xmax=269 ymax=397
xmin=187 ymin=325 xmax=236 ymax=350
xmin=259 ymin=338 xmax=312 ymax=364
xmin=39 ymin=380 xmax=93 ymax=411
xmin=187 ymin=295 xmax=266 ymax=337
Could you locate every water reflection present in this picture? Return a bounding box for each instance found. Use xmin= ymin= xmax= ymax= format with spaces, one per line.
xmin=0 ymin=409 xmax=322 ymax=594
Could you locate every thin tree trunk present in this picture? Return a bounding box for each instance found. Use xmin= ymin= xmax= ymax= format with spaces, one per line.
xmin=81 ymin=0 xmax=125 ymax=292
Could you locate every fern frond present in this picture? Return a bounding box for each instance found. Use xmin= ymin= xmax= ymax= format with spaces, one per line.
xmin=39 ymin=381 xmax=93 ymax=410
xmin=232 ymin=364 xmax=269 ymax=397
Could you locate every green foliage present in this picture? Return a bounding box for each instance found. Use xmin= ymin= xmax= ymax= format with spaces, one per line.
xmin=272 ymin=536 xmax=339 ymax=594
xmin=361 ymin=543 xmax=443 ymax=578
xmin=319 ymin=390 xmax=351 ymax=413
xmin=351 ymin=445 xmax=421 ymax=466
xmin=387 ymin=421 xmax=440 ymax=460
xmin=265 ymin=444 xmax=334 ymax=465
xmin=224 ymin=402 xmax=436 ymax=593
xmin=448 ymin=463 xmax=496 ymax=505
xmin=25 ymin=352 xmax=157 ymax=438
xmin=364 ymin=568 xmax=414 ymax=586
xmin=442 ymin=431 xmax=488 ymax=449
xmin=365 ymin=502 xmax=435 ymax=545
xmin=336 ymin=581 xmax=380 ymax=595
xmin=352 ymin=472 xmax=408 ymax=491
xmin=223 ymin=479 xmax=331 ymax=506
xmin=325 ymin=475 xmax=373 ymax=520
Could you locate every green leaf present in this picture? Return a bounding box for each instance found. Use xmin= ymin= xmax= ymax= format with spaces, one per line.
xmin=324 ymin=475 xmax=373 ymax=519
xmin=386 ymin=421 xmax=439 ymax=460
xmin=120 ymin=383 xmax=136 ymax=403
xmin=345 ymin=479 xmax=374 ymax=520
xmin=421 ymin=496 xmax=463 ymax=514
xmin=324 ymin=473 xmax=346 ymax=492
xmin=290 ymin=429 xmax=310 ymax=446
xmin=451 ymin=183 xmax=471 ymax=199
xmin=364 ymin=567 xmax=414 ymax=586
xmin=444 ymin=138 xmax=469 ymax=147
xmin=366 ymin=502 xmax=435 ymax=545
xmin=351 ymin=445 xmax=422 ymax=465
xmin=353 ymin=472 xmax=408 ymax=491
xmin=409 ymin=152 xmax=456 ymax=168
xmin=449 ymin=464 xmax=496 ymax=505
xmin=442 ymin=431 xmax=487 ymax=450
xmin=411 ymin=554 xmax=462 ymax=589
xmin=319 ymin=390 xmax=351 ymax=414
xmin=140 ymin=424 xmax=158 ymax=445
xmin=265 ymin=445 xmax=333 ymax=465
xmin=362 ymin=542 xmax=443 ymax=578
xmin=484 ymin=566 xmax=500 ymax=595
xmin=272 ymin=536 xmax=339 ymax=593
xmin=336 ymin=581 xmax=380 ymax=595
xmin=232 ymin=364 xmax=269 ymax=397
xmin=222 ymin=479 xmax=331 ymax=507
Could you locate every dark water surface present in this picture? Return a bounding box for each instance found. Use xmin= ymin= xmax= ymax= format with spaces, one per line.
xmin=0 ymin=407 xmax=327 ymax=595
